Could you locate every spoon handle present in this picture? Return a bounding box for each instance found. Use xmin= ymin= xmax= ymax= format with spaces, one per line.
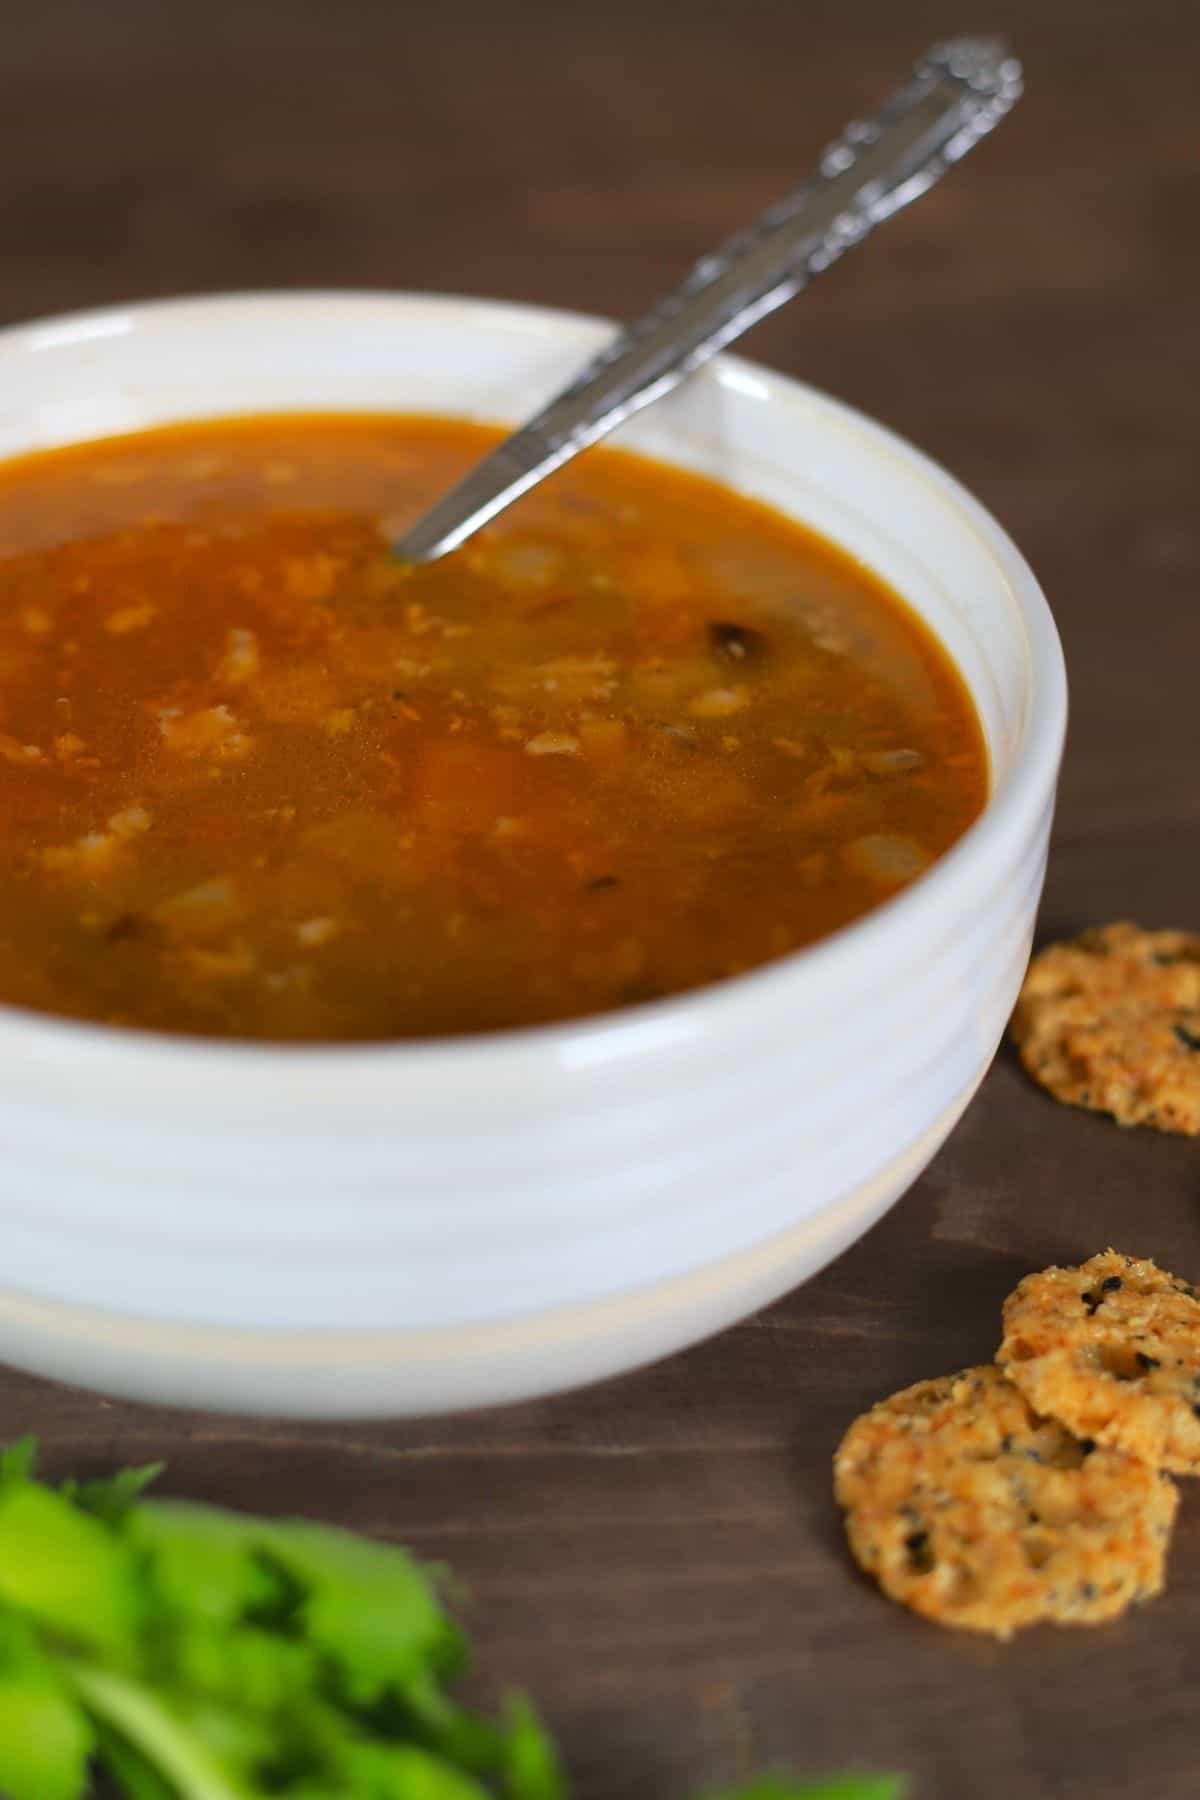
xmin=394 ymin=37 xmax=1022 ymax=564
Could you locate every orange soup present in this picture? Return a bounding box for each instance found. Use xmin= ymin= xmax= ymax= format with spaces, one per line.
xmin=0 ymin=415 xmax=986 ymax=1039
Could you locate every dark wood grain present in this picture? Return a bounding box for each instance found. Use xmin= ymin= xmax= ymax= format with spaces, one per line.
xmin=2 ymin=2 xmax=1199 ymax=1795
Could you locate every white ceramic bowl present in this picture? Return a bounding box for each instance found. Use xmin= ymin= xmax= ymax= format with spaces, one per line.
xmin=0 ymin=293 xmax=1065 ymax=1417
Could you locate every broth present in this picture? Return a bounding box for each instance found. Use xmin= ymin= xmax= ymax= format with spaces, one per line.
xmin=0 ymin=414 xmax=987 ymax=1039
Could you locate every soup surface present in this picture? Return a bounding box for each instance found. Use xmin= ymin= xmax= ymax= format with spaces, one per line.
xmin=0 ymin=415 xmax=986 ymax=1039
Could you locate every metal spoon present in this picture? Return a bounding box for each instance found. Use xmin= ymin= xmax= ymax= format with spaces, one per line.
xmin=393 ymin=37 xmax=1021 ymax=566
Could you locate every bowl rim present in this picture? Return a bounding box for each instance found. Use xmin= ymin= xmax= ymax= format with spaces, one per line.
xmin=0 ymin=288 xmax=1067 ymax=1085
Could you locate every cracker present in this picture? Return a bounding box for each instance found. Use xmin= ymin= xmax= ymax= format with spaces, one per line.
xmin=1010 ymin=921 xmax=1200 ymax=1134
xmin=999 ymin=1249 xmax=1200 ymax=1474
xmin=834 ymin=1364 xmax=1177 ymax=1637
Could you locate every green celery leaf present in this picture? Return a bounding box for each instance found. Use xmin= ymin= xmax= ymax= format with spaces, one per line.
xmin=0 ymin=1435 xmax=38 ymax=1485
xmin=0 ymin=1478 xmax=141 ymax=1663
xmin=276 ymin=1788 xmax=364 ymax=1800
xmin=68 ymin=1663 xmax=264 ymax=1800
xmin=132 ymin=1500 xmax=461 ymax=1706
xmin=333 ymin=1737 xmax=494 ymax=1799
xmin=258 ymin=1518 xmax=465 ymax=1704
xmin=129 ymin=1502 xmax=290 ymax=1630
xmin=271 ymin=1790 xmax=348 ymax=1800
xmin=165 ymin=1689 xmax=279 ymax=1772
xmin=0 ymin=1676 xmax=94 ymax=1800
xmin=7 ymin=1445 xmax=902 ymax=1800
xmin=288 ymin=1694 xmax=497 ymax=1799
xmin=501 ymin=1695 xmax=566 ymax=1800
xmin=163 ymin=1619 xmax=320 ymax=1715
xmin=0 ymin=1610 xmax=94 ymax=1800
xmin=351 ymin=1665 xmax=506 ymax=1770
xmin=92 ymin=1723 xmax=176 ymax=1800
xmin=62 ymin=1462 xmax=165 ymax=1528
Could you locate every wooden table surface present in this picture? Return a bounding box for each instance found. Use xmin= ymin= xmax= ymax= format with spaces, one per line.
xmin=3 ymin=2 xmax=1199 ymax=1795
